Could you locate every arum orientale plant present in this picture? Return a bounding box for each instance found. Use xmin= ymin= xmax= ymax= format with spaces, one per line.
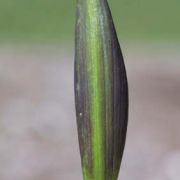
xmin=74 ymin=0 xmax=128 ymax=179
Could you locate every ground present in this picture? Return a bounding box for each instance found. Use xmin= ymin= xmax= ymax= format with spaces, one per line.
xmin=0 ymin=44 xmax=179 ymax=180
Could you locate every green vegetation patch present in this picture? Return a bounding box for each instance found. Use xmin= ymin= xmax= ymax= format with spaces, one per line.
xmin=0 ymin=0 xmax=179 ymax=42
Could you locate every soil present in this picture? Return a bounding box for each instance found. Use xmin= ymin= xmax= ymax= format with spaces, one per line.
xmin=0 ymin=44 xmax=179 ymax=180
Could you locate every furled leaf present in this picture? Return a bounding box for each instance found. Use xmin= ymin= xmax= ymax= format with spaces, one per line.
xmin=74 ymin=0 xmax=128 ymax=179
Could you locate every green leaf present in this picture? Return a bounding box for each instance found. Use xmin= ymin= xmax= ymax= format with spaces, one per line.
xmin=74 ymin=0 xmax=128 ymax=179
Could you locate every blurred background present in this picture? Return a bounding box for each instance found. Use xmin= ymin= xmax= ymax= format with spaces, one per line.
xmin=0 ymin=0 xmax=179 ymax=179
